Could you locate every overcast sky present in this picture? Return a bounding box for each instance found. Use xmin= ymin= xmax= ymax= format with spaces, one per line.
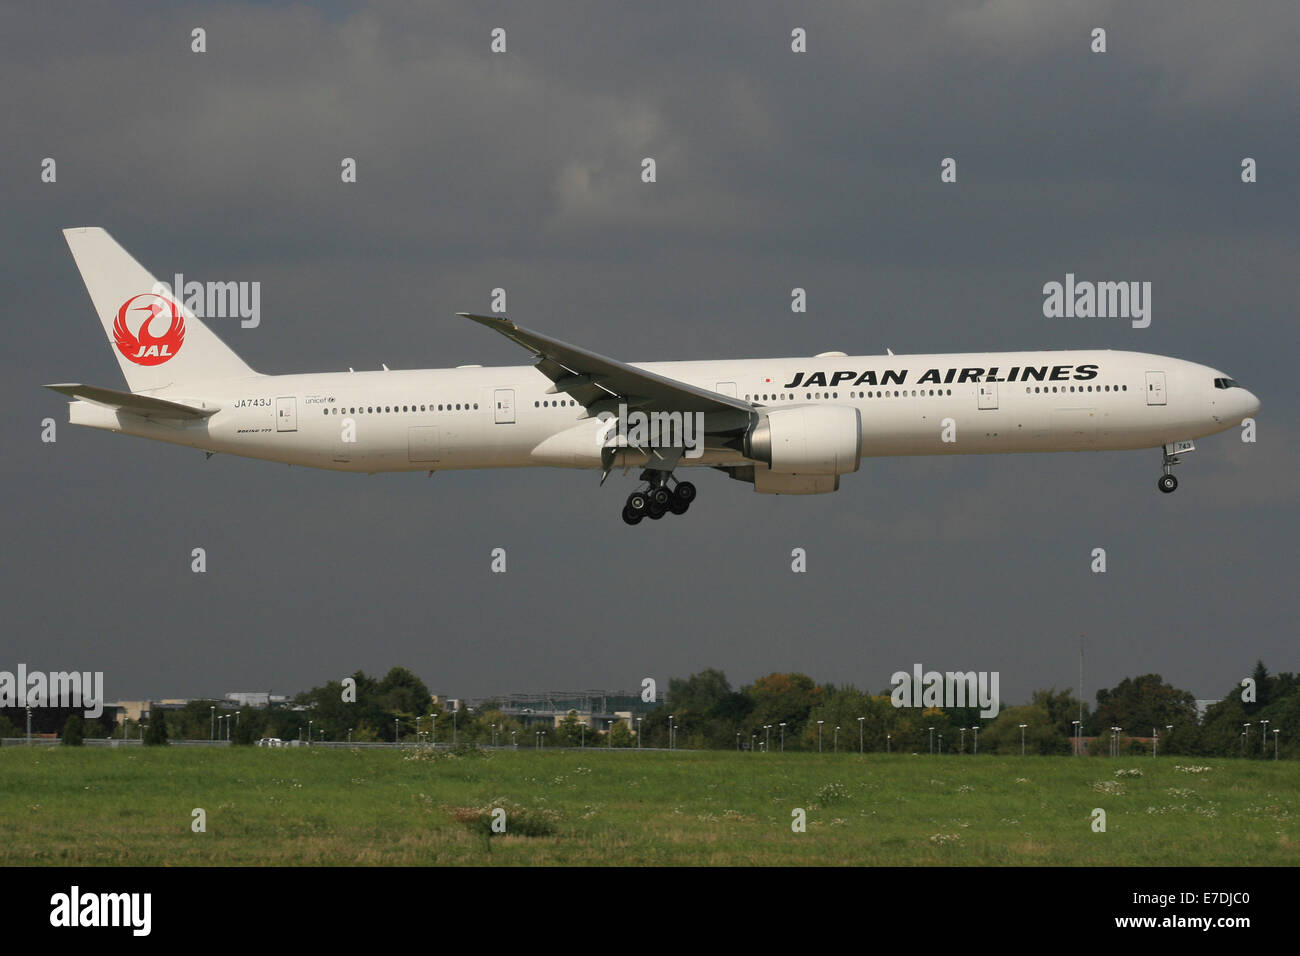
xmin=2 ymin=1 xmax=1296 ymax=707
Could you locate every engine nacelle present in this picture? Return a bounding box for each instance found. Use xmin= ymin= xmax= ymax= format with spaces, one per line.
xmin=744 ymin=405 xmax=861 ymax=476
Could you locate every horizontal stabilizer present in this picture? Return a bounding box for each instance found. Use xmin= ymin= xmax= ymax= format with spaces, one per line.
xmin=45 ymin=383 xmax=218 ymax=420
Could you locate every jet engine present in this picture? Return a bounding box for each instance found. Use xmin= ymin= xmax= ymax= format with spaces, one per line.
xmin=744 ymin=405 xmax=862 ymax=476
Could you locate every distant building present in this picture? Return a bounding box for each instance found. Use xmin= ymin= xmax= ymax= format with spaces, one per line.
xmin=492 ymin=691 xmax=653 ymax=731
xmin=109 ymin=700 xmax=152 ymax=724
xmin=224 ymin=692 xmax=289 ymax=709
xmin=552 ymin=711 xmax=593 ymax=729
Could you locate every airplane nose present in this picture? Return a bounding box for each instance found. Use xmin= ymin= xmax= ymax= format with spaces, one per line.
xmin=1242 ymin=390 xmax=1261 ymax=418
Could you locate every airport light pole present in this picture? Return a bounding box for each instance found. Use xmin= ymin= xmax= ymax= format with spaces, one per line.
xmin=886 ymin=733 xmax=891 ymax=754
xmin=431 ymin=715 xmax=436 ymax=748
xmin=210 ymin=706 xmax=215 ymax=741
xmin=453 ymin=709 xmax=458 ymax=747
xmin=972 ymin=726 xmax=979 ymax=756
xmin=857 ymin=717 xmax=864 ymax=754
xmin=511 ymin=730 xmax=517 ymax=748
xmin=960 ymin=727 xmax=966 ymax=753
xmin=1019 ymin=723 xmax=1028 ymax=756
xmin=817 ymin=720 xmax=824 ymax=753
xmin=928 ymin=726 xmax=934 ymax=755
xmin=347 ymin=728 xmax=352 ymax=744
xmin=1274 ymin=728 xmax=1280 ymax=759
xmin=394 ymin=718 xmax=399 ymax=744
xmin=938 ymin=733 xmax=942 ymax=754
xmin=1261 ymin=720 xmax=1269 ymax=756
xmin=779 ymin=722 xmax=786 ymax=752
xmin=735 ymin=732 xmax=740 ymax=751
xmin=668 ymin=715 xmax=674 ymax=750
xmin=1152 ymin=728 xmax=1158 ymax=757
xmin=308 ymin=719 xmax=313 ymax=747
xmin=834 ymin=726 xmax=840 ymax=753
xmin=1242 ymin=723 xmax=1251 ymax=756
xmin=1072 ymin=720 xmax=1081 ymax=755
xmin=636 ymin=717 xmax=642 ymax=748
xmin=764 ymin=725 xmax=771 ymax=753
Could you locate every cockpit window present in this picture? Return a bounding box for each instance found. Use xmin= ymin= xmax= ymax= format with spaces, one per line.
xmin=1213 ymin=378 xmax=1240 ymax=389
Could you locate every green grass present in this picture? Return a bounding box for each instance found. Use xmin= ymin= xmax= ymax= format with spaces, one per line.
xmin=1 ymin=747 xmax=1296 ymax=865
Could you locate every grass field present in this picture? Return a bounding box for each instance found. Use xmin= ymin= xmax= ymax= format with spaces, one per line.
xmin=2 ymin=747 xmax=1296 ymax=865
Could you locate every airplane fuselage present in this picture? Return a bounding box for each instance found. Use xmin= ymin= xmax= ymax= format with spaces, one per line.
xmin=69 ymin=349 xmax=1258 ymax=474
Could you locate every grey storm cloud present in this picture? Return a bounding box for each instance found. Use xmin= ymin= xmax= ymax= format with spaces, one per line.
xmin=0 ymin=1 xmax=1294 ymax=706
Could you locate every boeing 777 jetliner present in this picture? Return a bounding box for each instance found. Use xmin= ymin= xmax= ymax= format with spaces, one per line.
xmin=50 ymin=228 xmax=1260 ymax=524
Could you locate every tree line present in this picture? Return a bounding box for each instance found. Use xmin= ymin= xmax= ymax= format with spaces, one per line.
xmin=5 ymin=660 xmax=1294 ymax=757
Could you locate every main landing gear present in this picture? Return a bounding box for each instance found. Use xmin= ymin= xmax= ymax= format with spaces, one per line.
xmin=622 ymin=471 xmax=696 ymax=525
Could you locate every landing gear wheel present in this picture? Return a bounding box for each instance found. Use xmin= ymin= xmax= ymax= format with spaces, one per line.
xmin=626 ymin=491 xmax=648 ymax=515
xmin=1157 ymin=474 xmax=1178 ymax=494
xmin=673 ymin=481 xmax=696 ymax=504
xmin=647 ymin=499 xmax=667 ymax=519
xmin=622 ymin=505 xmax=643 ymax=525
xmin=668 ymin=498 xmax=690 ymax=515
xmin=649 ymin=487 xmax=671 ymax=507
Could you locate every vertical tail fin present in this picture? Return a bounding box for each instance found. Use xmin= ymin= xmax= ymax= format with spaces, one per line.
xmin=63 ymin=227 xmax=258 ymax=392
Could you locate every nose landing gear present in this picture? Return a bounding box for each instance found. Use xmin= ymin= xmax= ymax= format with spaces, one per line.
xmin=1157 ymin=442 xmax=1192 ymax=494
xmin=621 ymin=471 xmax=697 ymax=525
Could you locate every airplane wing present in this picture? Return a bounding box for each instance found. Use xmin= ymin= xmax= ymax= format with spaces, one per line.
xmin=456 ymin=313 xmax=755 ymax=418
xmin=45 ymin=383 xmax=219 ymax=420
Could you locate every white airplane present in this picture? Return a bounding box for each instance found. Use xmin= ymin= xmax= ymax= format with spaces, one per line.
xmin=51 ymin=228 xmax=1259 ymax=524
